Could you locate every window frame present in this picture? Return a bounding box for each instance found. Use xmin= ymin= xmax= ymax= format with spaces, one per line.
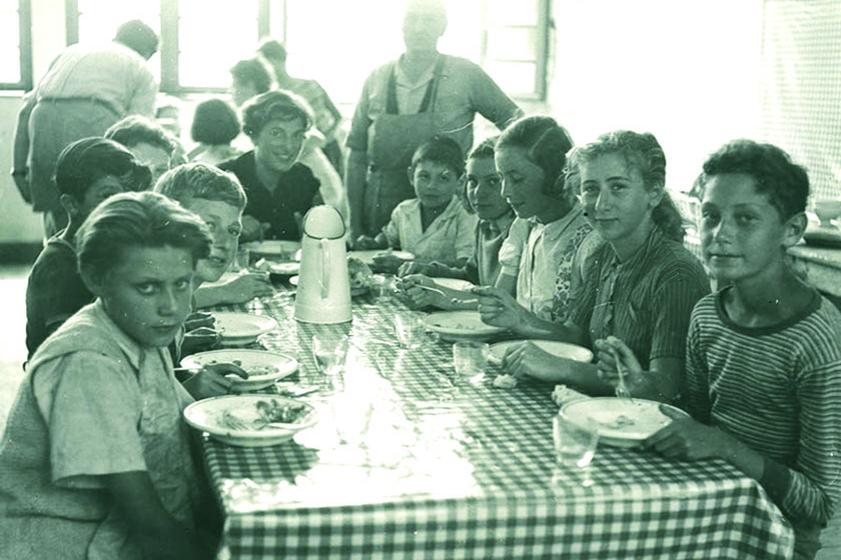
xmin=0 ymin=0 xmax=33 ymax=90
xmin=64 ymin=0 xmax=549 ymax=100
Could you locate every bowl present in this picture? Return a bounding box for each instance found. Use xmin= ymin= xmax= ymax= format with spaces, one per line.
xmin=814 ymin=199 xmax=841 ymax=227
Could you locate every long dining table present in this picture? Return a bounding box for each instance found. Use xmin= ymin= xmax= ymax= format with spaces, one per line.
xmin=200 ymin=287 xmax=794 ymax=560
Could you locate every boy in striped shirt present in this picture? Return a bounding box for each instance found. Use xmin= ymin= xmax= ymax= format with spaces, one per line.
xmin=628 ymin=140 xmax=841 ymax=559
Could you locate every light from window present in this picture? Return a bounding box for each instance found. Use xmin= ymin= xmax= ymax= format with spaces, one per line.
xmin=76 ymin=0 xmax=160 ymax=82
xmin=178 ymin=0 xmax=260 ymax=89
xmin=0 ymin=0 xmax=22 ymax=84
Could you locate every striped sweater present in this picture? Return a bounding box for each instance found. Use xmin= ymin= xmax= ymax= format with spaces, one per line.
xmin=686 ymin=288 xmax=841 ymax=528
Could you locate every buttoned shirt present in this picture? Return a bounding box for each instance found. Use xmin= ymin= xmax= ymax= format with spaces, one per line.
xmin=466 ymin=211 xmax=516 ymax=286
xmin=499 ymin=205 xmax=592 ymax=321
xmin=383 ymin=195 xmax=478 ymax=265
xmin=35 ymin=42 xmax=157 ymax=117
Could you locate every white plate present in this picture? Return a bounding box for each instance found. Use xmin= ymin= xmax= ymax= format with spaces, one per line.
xmin=244 ymin=240 xmax=301 ymax=259
xmin=347 ymin=250 xmax=414 ymax=265
xmin=212 ymin=312 xmax=277 ymax=346
xmin=183 ymin=394 xmax=317 ymax=447
xmin=489 ymin=340 xmax=593 ymax=365
xmin=180 ymin=349 xmax=298 ymax=391
xmin=423 ymin=311 xmax=505 ymax=339
xmin=431 ymin=277 xmax=475 ymax=291
xmin=267 ymin=261 xmax=300 ymax=275
xmin=561 ymin=397 xmax=689 ymax=448
xmin=290 ymin=275 xmax=368 ymax=297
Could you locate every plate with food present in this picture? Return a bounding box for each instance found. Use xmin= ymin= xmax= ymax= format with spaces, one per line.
xmin=489 ymin=340 xmax=593 ymax=365
xmin=430 ymin=277 xmax=475 ymax=291
xmin=211 ymin=312 xmax=278 ymax=346
xmin=180 ymin=349 xmax=298 ymax=391
xmin=423 ymin=310 xmax=506 ymax=340
xmin=244 ymin=240 xmax=302 ymax=261
xmin=347 ymin=250 xmax=414 ymax=266
xmin=183 ymin=395 xmax=317 ymax=447
xmin=561 ymin=397 xmax=689 ymax=448
xmin=348 ymin=257 xmax=374 ymax=296
xmin=254 ymin=259 xmax=300 ymax=277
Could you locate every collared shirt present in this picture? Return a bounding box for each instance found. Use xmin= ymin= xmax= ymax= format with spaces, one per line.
xmin=499 ymin=205 xmax=592 ymax=321
xmin=0 ymin=301 xmax=198 ymax=559
xmin=568 ymin=226 xmax=710 ymax=368
xmin=219 ymin=151 xmax=323 ymax=240
xmin=347 ymin=54 xmax=522 ymax=155
xmin=465 ymin=211 xmax=516 ymax=286
xmin=35 ymin=41 xmax=157 ymax=117
xmin=383 ymin=195 xmax=478 ymax=264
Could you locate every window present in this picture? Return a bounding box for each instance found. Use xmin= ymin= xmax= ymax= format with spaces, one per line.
xmin=0 ymin=0 xmax=32 ymax=89
xmin=65 ymin=0 xmax=549 ymax=100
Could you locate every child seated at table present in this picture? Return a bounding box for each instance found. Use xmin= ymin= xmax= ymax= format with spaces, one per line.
xmin=606 ymin=140 xmax=841 ymax=560
xmin=482 ymin=130 xmax=709 ymax=402
xmin=187 ymin=98 xmax=243 ymax=166
xmin=0 ymin=192 xmax=217 ymax=560
xmin=354 ymin=135 xmax=477 ymax=273
xmin=25 ymin=137 xmax=151 ymax=358
xmin=106 ymin=114 xmax=179 ymax=183
xmin=400 ymin=136 xmax=514 ymax=284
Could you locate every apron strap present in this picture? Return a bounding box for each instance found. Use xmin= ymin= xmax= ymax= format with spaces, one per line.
xmin=386 ymin=55 xmax=446 ymax=115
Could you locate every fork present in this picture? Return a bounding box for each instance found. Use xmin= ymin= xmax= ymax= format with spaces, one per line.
xmin=610 ymin=347 xmax=633 ymax=401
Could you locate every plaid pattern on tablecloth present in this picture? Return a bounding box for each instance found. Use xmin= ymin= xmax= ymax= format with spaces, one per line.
xmin=202 ymin=291 xmax=794 ymax=559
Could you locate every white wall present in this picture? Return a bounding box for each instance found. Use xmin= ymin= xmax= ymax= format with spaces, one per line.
xmin=548 ymin=0 xmax=764 ymax=192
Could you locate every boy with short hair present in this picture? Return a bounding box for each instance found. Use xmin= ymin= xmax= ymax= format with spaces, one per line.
xmin=607 ymin=140 xmax=841 ymax=559
xmin=25 ymin=137 xmax=151 ymax=358
xmin=1 ymin=191 xmax=216 ymax=560
xmin=106 ymin=114 xmax=178 ymax=183
xmin=355 ymin=135 xmax=477 ymax=272
xmin=154 ymin=162 xmax=274 ymax=309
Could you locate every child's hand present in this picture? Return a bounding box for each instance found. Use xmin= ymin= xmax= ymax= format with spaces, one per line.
xmin=397 ymin=274 xmax=447 ymax=309
xmin=220 ymin=273 xmax=274 ymax=304
xmin=644 ymin=406 xmax=724 ymax=461
xmin=372 ymin=253 xmax=408 ymax=274
xmin=594 ymin=336 xmax=645 ymax=389
xmin=182 ymin=327 xmax=220 ymax=356
xmin=184 ymin=311 xmax=215 ymax=332
xmin=241 ymin=216 xmax=270 ymax=241
xmin=353 ymin=235 xmax=379 ymax=250
xmin=501 ymin=341 xmax=565 ymax=382
xmin=398 ymin=261 xmax=433 ymax=277
xmin=474 ymin=286 xmax=528 ymax=330
xmin=182 ymin=362 xmax=249 ymax=400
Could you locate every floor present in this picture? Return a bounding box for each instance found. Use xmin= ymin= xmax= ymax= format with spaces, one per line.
xmin=0 ymin=263 xmax=839 ymax=557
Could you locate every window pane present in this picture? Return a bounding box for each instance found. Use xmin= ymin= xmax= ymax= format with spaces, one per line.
xmin=485 ymin=60 xmax=535 ymax=96
xmin=0 ymin=1 xmax=21 ymax=84
xmin=486 ymin=27 xmax=536 ymax=61
xmin=178 ymin=0 xmax=259 ymax=88
xmin=487 ymin=0 xmax=538 ymax=27
xmin=77 ymin=0 xmax=160 ymax=82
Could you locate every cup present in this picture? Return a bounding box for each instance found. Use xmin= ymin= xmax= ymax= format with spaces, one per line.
xmin=552 ymin=414 xmax=599 ymax=486
xmin=312 ymin=333 xmax=349 ymax=375
xmin=394 ymin=315 xmax=426 ymax=348
xmin=452 ymin=341 xmax=490 ymax=377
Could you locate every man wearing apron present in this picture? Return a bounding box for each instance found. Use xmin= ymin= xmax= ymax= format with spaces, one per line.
xmin=346 ymin=0 xmax=522 ymax=240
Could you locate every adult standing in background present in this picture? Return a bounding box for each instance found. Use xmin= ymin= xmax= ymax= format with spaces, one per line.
xmin=345 ymin=0 xmax=523 ymax=240
xmin=257 ymin=39 xmax=345 ymax=176
xmin=11 ymin=20 xmax=159 ymax=237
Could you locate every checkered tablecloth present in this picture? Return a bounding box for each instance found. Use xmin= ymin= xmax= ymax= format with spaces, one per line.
xmin=202 ymin=291 xmax=794 ymax=560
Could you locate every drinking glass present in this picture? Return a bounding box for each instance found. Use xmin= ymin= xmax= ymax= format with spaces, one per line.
xmin=394 ymin=315 xmax=426 ymax=348
xmin=312 ymin=333 xmax=349 ymax=375
xmin=552 ymin=414 xmax=600 ymax=486
xmin=452 ymin=341 xmax=490 ymax=378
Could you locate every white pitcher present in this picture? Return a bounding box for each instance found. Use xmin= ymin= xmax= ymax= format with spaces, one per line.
xmin=294 ymin=205 xmax=352 ymax=324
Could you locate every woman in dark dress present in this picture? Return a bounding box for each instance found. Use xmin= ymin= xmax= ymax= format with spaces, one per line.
xmin=220 ymin=90 xmax=322 ymax=241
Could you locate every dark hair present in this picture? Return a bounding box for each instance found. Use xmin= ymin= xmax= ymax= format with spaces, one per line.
xmin=105 ymin=115 xmax=176 ymax=155
xmin=114 ymin=20 xmax=158 ymax=58
xmin=155 ymin=163 xmax=247 ymax=211
xmin=191 ymin=99 xmax=241 ymax=146
xmin=257 ymin=38 xmax=287 ymax=63
xmin=241 ymin=90 xmax=313 ymax=139
xmin=496 ymin=116 xmax=574 ymax=198
xmin=77 ymin=191 xmax=212 ymax=280
xmin=570 ymin=130 xmax=685 ymax=242
xmin=230 ymin=58 xmax=273 ymax=95
xmin=468 ymin=136 xmax=497 ymax=161
xmin=699 ymin=139 xmax=809 ymax=220
xmin=54 ymin=137 xmax=152 ymax=200
xmin=411 ymin=135 xmax=465 ymax=176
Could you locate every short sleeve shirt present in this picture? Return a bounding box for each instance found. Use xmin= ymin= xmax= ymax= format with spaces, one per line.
xmin=25 ymin=235 xmax=94 ymax=358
